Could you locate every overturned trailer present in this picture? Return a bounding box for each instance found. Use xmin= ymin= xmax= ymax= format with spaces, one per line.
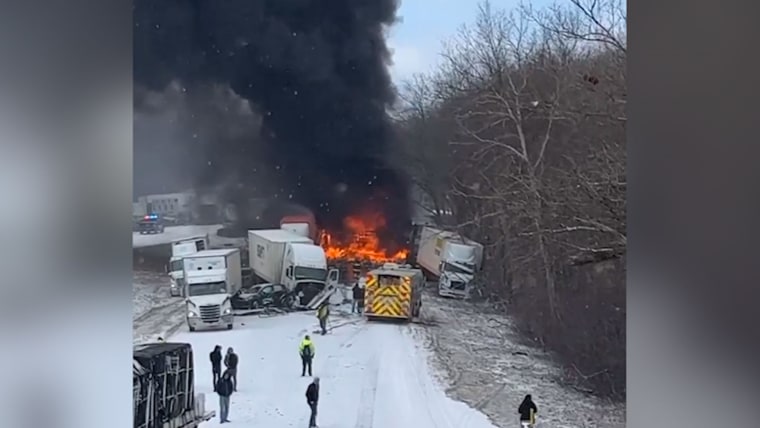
xmin=133 ymin=342 xmax=214 ymax=428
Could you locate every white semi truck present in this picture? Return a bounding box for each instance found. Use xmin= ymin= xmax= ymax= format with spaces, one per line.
xmin=183 ymin=248 xmax=242 ymax=331
xmin=168 ymin=235 xmax=210 ymax=297
xmin=415 ymin=226 xmax=484 ymax=298
xmin=248 ymin=229 xmax=339 ymax=309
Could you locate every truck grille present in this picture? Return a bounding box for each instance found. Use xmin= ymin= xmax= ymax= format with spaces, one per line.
xmin=451 ymin=281 xmax=465 ymax=290
xmin=199 ymin=305 xmax=221 ymax=322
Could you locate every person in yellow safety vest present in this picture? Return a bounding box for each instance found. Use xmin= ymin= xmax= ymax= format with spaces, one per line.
xmin=299 ymin=335 xmax=315 ymax=377
xmin=316 ymin=302 xmax=330 ymax=335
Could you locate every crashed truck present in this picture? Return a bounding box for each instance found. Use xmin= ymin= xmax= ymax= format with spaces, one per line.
xmin=133 ymin=342 xmax=213 ymax=428
xmin=167 ymin=235 xmax=210 ymax=297
xmin=413 ymin=225 xmax=484 ymax=298
xmin=246 ymin=228 xmax=340 ymax=311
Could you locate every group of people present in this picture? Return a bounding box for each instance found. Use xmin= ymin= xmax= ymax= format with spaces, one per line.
xmin=209 ymin=345 xmax=239 ymax=424
xmin=206 ymin=332 xmax=322 ymax=426
xmin=206 ymin=290 xmax=538 ymax=428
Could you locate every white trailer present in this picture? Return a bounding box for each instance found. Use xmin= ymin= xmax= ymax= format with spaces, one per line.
xmin=184 ymin=248 xmax=241 ymax=331
xmin=167 ymin=235 xmax=210 ymax=297
xmin=248 ymin=229 xmax=339 ymax=309
xmin=415 ymin=226 xmax=483 ymax=298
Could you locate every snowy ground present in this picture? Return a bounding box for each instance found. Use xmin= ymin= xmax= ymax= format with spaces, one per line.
xmin=132 ymin=224 xmax=224 ymax=248
xmin=133 ymin=270 xmax=186 ymax=344
xmin=170 ymin=310 xmax=499 ymax=428
xmin=417 ymin=290 xmax=626 ymax=428
xmin=133 ymin=269 xmax=625 ymax=427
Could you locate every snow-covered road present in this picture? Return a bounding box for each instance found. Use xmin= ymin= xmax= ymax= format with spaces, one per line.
xmin=133 ymin=271 xmax=185 ymax=344
xmin=170 ymin=312 xmax=498 ymax=428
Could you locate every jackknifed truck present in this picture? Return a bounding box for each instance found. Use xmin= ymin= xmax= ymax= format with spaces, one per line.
xmin=413 ymin=225 xmax=483 ymax=298
xmin=248 ymin=229 xmax=340 ymax=310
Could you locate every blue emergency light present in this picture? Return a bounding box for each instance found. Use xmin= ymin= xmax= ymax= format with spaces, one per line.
xmin=144 ymin=214 xmax=159 ymax=220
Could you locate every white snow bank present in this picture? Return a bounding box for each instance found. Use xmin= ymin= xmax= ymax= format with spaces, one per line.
xmin=417 ymin=292 xmax=626 ymax=428
xmin=132 ymin=224 xmax=223 ymax=248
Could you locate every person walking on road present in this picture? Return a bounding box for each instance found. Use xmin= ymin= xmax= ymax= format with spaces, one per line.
xmin=305 ymin=376 xmax=320 ymax=428
xmin=210 ymin=345 xmax=223 ymax=391
xmin=215 ymin=369 xmax=234 ymax=424
xmin=316 ymin=302 xmax=330 ymax=335
xmin=355 ymin=283 xmax=365 ymax=315
xmin=518 ymin=394 xmax=538 ymax=427
xmin=351 ymin=282 xmax=365 ymax=314
xmin=224 ymin=347 xmax=239 ymax=391
xmin=299 ymin=335 xmax=316 ymax=376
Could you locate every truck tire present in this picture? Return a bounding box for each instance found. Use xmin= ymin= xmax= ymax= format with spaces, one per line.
xmin=189 ymin=325 xmax=196 ymax=332
xmin=227 ymin=324 xmax=233 ymax=330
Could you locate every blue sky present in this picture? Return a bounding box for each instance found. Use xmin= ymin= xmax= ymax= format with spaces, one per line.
xmin=387 ymin=0 xmax=551 ymax=84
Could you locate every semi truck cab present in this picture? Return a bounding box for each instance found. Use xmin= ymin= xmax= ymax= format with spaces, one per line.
xmin=183 ymin=249 xmax=241 ymax=331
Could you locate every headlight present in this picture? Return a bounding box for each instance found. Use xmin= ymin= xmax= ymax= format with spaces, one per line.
xmin=188 ymin=311 xmax=197 ymax=318
xmin=223 ymin=308 xmax=231 ymax=315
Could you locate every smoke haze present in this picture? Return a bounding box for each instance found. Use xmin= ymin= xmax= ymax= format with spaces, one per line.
xmin=133 ymin=0 xmax=410 ymax=241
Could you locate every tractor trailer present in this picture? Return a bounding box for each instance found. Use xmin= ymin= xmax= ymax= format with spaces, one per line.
xmin=414 ymin=226 xmax=484 ymax=298
xmin=168 ymin=235 xmax=210 ymax=297
xmin=183 ymin=248 xmax=242 ymax=331
xmin=248 ymin=229 xmax=339 ymax=309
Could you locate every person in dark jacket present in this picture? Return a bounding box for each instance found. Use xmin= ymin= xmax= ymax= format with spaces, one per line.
xmin=305 ymin=376 xmax=320 ymax=428
xmin=210 ymin=345 xmax=223 ymax=390
xmin=215 ymin=369 xmax=234 ymax=423
xmin=299 ymin=335 xmax=316 ymax=376
xmin=351 ymin=283 xmax=365 ymax=314
xmin=224 ymin=347 xmax=239 ymax=391
xmin=356 ymin=283 xmax=365 ymax=314
xmin=518 ymin=394 xmax=538 ymax=427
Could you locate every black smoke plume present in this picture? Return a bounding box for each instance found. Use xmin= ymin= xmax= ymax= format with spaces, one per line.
xmin=134 ymin=0 xmax=411 ymax=244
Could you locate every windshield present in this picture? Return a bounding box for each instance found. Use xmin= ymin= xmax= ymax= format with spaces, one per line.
xmin=442 ymin=262 xmax=474 ymax=275
xmin=170 ymin=260 xmax=183 ymax=272
xmin=294 ymin=266 xmax=327 ymax=281
xmin=187 ymin=281 xmax=227 ymax=296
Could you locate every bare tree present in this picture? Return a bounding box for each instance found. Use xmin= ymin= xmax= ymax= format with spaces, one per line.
xmin=392 ymin=0 xmax=627 ymax=399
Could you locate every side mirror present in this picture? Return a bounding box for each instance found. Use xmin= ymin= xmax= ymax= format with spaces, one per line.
xmin=164 ymin=264 xmax=169 ymax=273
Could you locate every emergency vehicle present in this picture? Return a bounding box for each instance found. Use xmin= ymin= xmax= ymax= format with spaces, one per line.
xmin=137 ymin=213 xmax=165 ymax=234
xmin=364 ymin=263 xmax=423 ymax=321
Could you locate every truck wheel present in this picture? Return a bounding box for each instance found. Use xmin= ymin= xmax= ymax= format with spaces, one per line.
xmin=227 ymin=324 xmax=233 ymax=330
xmin=189 ymin=325 xmax=196 ymax=332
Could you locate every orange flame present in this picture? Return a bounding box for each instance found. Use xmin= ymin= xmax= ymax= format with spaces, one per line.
xmin=320 ymin=214 xmax=408 ymax=264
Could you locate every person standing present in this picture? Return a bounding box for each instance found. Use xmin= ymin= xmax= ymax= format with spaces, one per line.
xmin=351 ymin=282 xmax=361 ymax=313
xmin=356 ymin=283 xmax=365 ymax=315
xmin=215 ymin=369 xmax=234 ymax=424
xmin=316 ymin=302 xmax=330 ymax=335
xmin=305 ymin=376 xmax=320 ymax=428
xmin=299 ymin=335 xmax=315 ymax=376
xmin=210 ymin=345 xmax=223 ymax=391
xmin=224 ymin=347 xmax=239 ymax=392
xmin=518 ymin=394 xmax=538 ymax=427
